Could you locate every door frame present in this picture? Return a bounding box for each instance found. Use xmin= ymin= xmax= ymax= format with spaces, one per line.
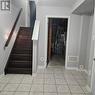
xmin=45 ymin=15 xmax=70 ymax=68
xmin=91 ymin=8 xmax=95 ymax=92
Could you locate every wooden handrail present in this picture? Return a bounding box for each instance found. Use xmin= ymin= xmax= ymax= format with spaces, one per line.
xmin=4 ymin=8 xmax=23 ymax=48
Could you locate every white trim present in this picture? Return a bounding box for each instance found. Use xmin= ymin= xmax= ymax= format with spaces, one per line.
xmin=32 ymin=20 xmax=40 ymax=40
xmin=91 ymin=8 xmax=95 ymax=92
xmin=38 ymin=65 xmax=46 ymax=69
xmin=45 ymin=15 xmax=70 ymax=69
xmin=65 ymin=16 xmax=71 ymax=69
xmin=77 ymin=16 xmax=83 ymax=66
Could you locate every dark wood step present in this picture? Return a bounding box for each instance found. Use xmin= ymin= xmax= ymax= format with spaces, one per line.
xmin=14 ymin=43 xmax=32 ymax=47
xmin=19 ymin=29 xmax=32 ymax=36
xmin=5 ymin=68 xmax=32 ymax=74
xmin=16 ymin=39 xmax=32 ymax=43
xmin=12 ymin=49 xmax=32 ymax=54
xmin=14 ymin=45 xmax=32 ymax=48
xmin=8 ymin=61 xmax=31 ymax=68
xmin=18 ymin=35 xmax=31 ymax=40
xmin=10 ymin=54 xmax=32 ymax=61
xmin=13 ymin=48 xmax=32 ymax=51
xmin=15 ymin=40 xmax=32 ymax=45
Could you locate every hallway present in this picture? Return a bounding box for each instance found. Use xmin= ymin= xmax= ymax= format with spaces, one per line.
xmin=0 ymin=65 xmax=91 ymax=95
xmin=48 ymin=55 xmax=65 ymax=67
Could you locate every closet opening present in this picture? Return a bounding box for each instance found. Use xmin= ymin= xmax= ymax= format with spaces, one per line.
xmin=47 ymin=18 xmax=68 ymax=67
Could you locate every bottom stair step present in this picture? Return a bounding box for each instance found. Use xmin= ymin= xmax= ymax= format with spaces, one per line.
xmin=5 ymin=68 xmax=32 ymax=74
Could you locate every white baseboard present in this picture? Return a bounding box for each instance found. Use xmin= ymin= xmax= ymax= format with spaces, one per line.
xmin=38 ymin=65 xmax=46 ymax=69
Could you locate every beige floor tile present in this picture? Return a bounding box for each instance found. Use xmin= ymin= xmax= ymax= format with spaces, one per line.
xmin=67 ymin=79 xmax=79 ymax=86
xmin=77 ymin=80 xmax=87 ymax=86
xmin=17 ymin=84 xmax=31 ymax=91
xmin=14 ymin=92 xmax=29 ymax=95
xmin=55 ymin=79 xmax=67 ymax=85
xmin=8 ymin=78 xmax=22 ymax=84
xmin=44 ymin=79 xmax=55 ymax=84
xmin=56 ymin=85 xmax=70 ymax=93
xmin=74 ymin=76 xmax=85 ymax=80
xmin=58 ymin=93 xmax=71 ymax=95
xmin=54 ymin=74 xmax=64 ymax=79
xmin=31 ymin=84 xmax=43 ymax=92
xmin=71 ymin=72 xmax=82 ymax=76
xmin=3 ymin=84 xmax=19 ymax=91
xmin=44 ymin=69 xmax=54 ymax=74
xmin=37 ymin=69 xmax=45 ymax=74
xmin=44 ymin=74 xmax=54 ymax=79
xmin=34 ymin=74 xmax=44 ymax=79
xmin=13 ymin=75 xmax=24 ymax=79
xmin=32 ymin=79 xmax=44 ymax=84
xmin=69 ymin=86 xmax=84 ymax=94
xmin=0 ymin=91 xmax=14 ymax=95
xmin=85 ymin=94 xmax=92 ymax=95
xmin=21 ymin=75 xmax=33 ymax=84
xmin=44 ymin=71 xmax=54 ymax=74
xmin=29 ymin=92 xmax=43 ymax=95
xmin=53 ymin=69 xmax=64 ymax=74
xmin=64 ymin=71 xmax=73 ymax=75
xmin=0 ymin=77 xmax=10 ymax=83
xmin=81 ymin=86 xmax=91 ymax=94
xmin=0 ymin=83 xmax=7 ymax=91
xmin=44 ymin=85 xmax=57 ymax=93
xmin=44 ymin=93 xmax=57 ymax=95
xmin=72 ymin=94 xmax=85 ymax=95
xmin=64 ymin=75 xmax=75 ymax=80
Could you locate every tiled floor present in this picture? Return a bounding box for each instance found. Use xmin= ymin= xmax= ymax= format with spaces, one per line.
xmin=0 ymin=67 xmax=92 ymax=95
xmin=0 ymin=65 xmax=92 ymax=95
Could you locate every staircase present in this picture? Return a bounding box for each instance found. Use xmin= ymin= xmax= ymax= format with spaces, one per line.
xmin=5 ymin=27 xmax=33 ymax=75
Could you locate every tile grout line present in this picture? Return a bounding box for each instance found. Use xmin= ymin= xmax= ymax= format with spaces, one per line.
xmin=71 ymin=71 xmax=87 ymax=95
xmin=53 ymin=72 xmax=59 ymax=95
xmin=43 ymin=72 xmax=45 ymax=95
xmin=13 ymin=75 xmax=25 ymax=95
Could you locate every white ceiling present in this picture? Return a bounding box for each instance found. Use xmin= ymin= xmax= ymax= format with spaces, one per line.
xmin=37 ymin=0 xmax=78 ymax=7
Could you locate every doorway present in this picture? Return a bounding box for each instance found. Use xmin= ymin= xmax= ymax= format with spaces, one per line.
xmin=47 ymin=18 xmax=68 ymax=67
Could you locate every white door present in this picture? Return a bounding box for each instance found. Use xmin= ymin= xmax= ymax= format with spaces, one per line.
xmin=91 ymin=7 xmax=95 ymax=95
